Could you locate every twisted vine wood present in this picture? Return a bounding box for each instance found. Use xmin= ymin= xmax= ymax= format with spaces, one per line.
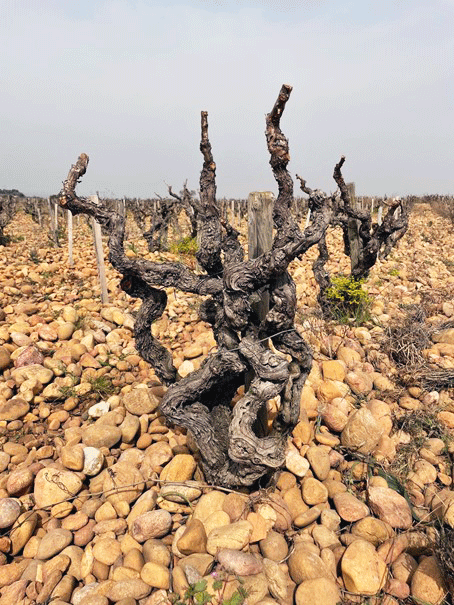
xmin=58 ymin=84 xmax=359 ymax=486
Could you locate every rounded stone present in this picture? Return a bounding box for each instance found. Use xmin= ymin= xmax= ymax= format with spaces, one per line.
xmin=341 ymin=539 xmax=388 ymax=595
xmin=140 ymin=562 xmax=170 ymax=589
xmin=159 ymin=454 xmax=197 ymax=482
xmin=34 ymin=468 xmax=83 ymax=509
xmin=0 ymin=398 xmax=30 ymax=421
xmin=217 ymin=549 xmax=263 ymax=576
xmin=341 ymin=407 xmax=383 ymax=454
xmin=285 ymin=450 xmax=310 ymax=478
xmin=333 ymin=492 xmax=369 ymax=522
xmin=411 ymin=556 xmax=447 ymax=605
xmin=295 ymin=578 xmax=340 ymax=605
xmin=351 ymin=516 xmax=394 ymax=546
xmin=93 ymin=537 xmax=122 ymax=566
xmin=368 ymin=486 xmax=412 ymax=529
xmin=301 ymin=477 xmax=329 ymax=505
xmin=206 ymin=520 xmax=253 ymax=556
xmin=36 ymin=529 xmax=73 ymax=559
xmin=83 ymin=447 xmax=104 ymax=476
xmin=131 ymin=510 xmax=172 ymax=542
xmin=142 ymin=539 xmax=170 ymax=567
xmin=101 ymin=579 xmax=152 ymax=602
xmin=122 ymin=388 xmax=159 ymax=416
xmin=0 ymin=498 xmax=21 ymax=528
xmin=82 ymin=425 xmax=122 ymax=449
xmin=6 ymin=467 xmax=34 ymax=495
xmin=288 ymin=546 xmax=332 ymax=584
xmin=103 ymin=462 xmax=144 ymax=505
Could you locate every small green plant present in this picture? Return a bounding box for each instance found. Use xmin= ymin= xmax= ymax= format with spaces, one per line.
xmin=170 ymin=235 xmax=198 ymax=256
xmin=325 ymin=275 xmax=371 ymax=324
xmin=388 ymin=268 xmax=400 ymax=276
xmin=171 ymin=576 xmax=247 ymax=605
xmin=87 ymin=375 xmax=115 ymax=397
xmin=73 ymin=315 xmax=86 ymax=332
xmin=128 ymin=242 xmax=139 ymax=254
xmin=29 ymin=248 xmax=40 ymax=264
xmin=59 ymin=373 xmax=78 ymax=399
xmin=59 ymin=385 xmax=78 ymax=399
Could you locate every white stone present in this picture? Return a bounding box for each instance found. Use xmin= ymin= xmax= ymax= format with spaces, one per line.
xmin=88 ymin=400 xmax=110 ymax=418
xmin=83 ymin=447 xmax=104 ymax=476
xmin=286 ymin=450 xmax=310 ymax=478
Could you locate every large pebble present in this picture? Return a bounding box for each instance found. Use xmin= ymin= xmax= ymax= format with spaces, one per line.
xmin=82 ymin=425 xmax=122 ymax=449
xmin=83 ymin=447 xmax=104 ymax=476
xmin=262 ymin=557 xmax=288 ymax=602
xmin=0 ymin=398 xmax=30 ymax=421
xmin=193 ymin=491 xmax=226 ymax=523
xmin=36 ymin=528 xmax=73 ymax=559
xmin=341 ymin=539 xmax=387 ymax=595
xmin=34 ymin=468 xmax=83 ymax=508
xmin=100 ymin=579 xmax=152 ymax=602
xmin=103 ymin=462 xmax=144 ymax=504
xmin=131 ymin=510 xmax=172 ymax=542
xmin=140 ymin=562 xmax=170 ymax=589
xmin=301 ymin=477 xmax=328 ymax=505
xmin=93 ymin=537 xmax=122 ymax=566
xmin=295 ymin=577 xmax=340 ymax=605
xmin=6 ymin=467 xmax=34 ymax=495
xmin=285 ymin=450 xmax=310 ymax=477
xmin=123 ymin=387 xmax=159 ymax=415
xmin=351 ymin=516 xmax=394 ymax=545
xmin=411 ymin=556 xmax=447 ymax=605
xmin=0 ymin=346 xmax=11 ymax=370
xmin=288 ymin=546 xmax=333 ymax=584
xmin=333 ymin=491 xmax=369 ymax=522
xmin=11 ymin=364 xmax=53 ymax=385
xmin=259 ymin=530 xmax=289 ymax=562
xmin=160 ymin=454 xmax=197 ymax=482
xmin=216 ymin=549 xmax=263 ymax=576
xmin=0 ymin=498 xmax=21 ymax=528
xmin=14 ymin=345 xmax=43 ymax=368
xmin=10 ymin=511 xmax=38 ymax=555
xmin=305 ymin=446 xmax=331 ymax=480
xmin=0 ymin=559 xmax=30 ymax=588
xmin=341 ymin=407 xmax=383 ymax=454
xmin=368 ymin=486 xmax=412 ymax=529
xmin=206 ymin=520 xmax=252 ymax=555
xmin=177 ymin=519 xmax=207 ymax=555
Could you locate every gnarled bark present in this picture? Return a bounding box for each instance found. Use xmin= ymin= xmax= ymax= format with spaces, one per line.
xmin=0 ymin=195 xmax=17 ymax=244
xmin=58 ymin=85 xmax=333 ymax=487
xmin=298 ymin=158 xmax=410 ymax=317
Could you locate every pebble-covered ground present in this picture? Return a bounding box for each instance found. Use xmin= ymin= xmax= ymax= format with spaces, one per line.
xmin=0 ymin=204 xmax=454 ymax=605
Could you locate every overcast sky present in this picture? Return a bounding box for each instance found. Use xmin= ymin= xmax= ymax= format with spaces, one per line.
xmin=1 ymin=0 xmax=453 ymax=199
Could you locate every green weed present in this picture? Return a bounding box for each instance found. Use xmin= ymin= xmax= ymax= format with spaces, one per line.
xmin=170 ymin=236 xmax=198 ymax=256
xmin=87 ymin=375 xmax=115 ymax=397
xmin=325 ymin=275 xmax=371 ymax=325
xmin=171 ymin=576 xmax=247 ymax=605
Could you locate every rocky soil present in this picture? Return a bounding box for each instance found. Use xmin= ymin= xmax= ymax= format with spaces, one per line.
xmin=0 ymin=205 xmax=454 ymax=605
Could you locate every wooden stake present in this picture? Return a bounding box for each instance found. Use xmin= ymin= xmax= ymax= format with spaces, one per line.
xmin=377 ymin=204 xmax=383 ymax=225
xmin=67 ymin=209 xmax=74 ymax=268
xmin=89 ymin=195 xmax=109 ymax=304
xmin=346 ymin=182 xmax=360 ymax=275
xmin=247 ymin=191 xmax=274 ymax=434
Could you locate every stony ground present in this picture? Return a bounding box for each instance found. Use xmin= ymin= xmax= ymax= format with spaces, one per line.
xmin=0 ymin=205 xmax=454 ymax=605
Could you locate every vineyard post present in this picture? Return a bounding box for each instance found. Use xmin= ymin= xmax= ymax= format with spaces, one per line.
xmin=346 ymin=181 xmax=361 ymax=274
xmin=246 ymin=191 xmax=274 ymax=433
xmin=67 ymin=209 xmax=74 ymax=268
xmin=89 ymin=195 xmax=109 ymax=304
